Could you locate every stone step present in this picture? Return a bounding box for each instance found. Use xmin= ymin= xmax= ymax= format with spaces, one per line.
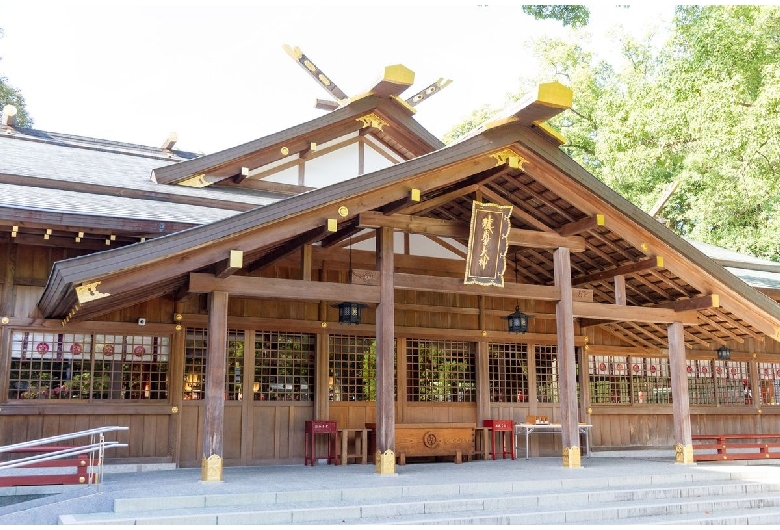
xmin=57 ymin=479 xmax=780 ymax=525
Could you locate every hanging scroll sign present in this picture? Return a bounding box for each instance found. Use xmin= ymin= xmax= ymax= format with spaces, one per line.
xmin=464 ymin=201 xmax=513 ymax=286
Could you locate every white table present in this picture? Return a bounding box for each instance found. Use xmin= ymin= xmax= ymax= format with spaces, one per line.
xmin=514 ymin=423 xmax=592 ymax=460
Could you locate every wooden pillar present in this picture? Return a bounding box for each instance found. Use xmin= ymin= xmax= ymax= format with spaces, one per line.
xmin=169 ymin=305 xmax=185 ymax=466
xmin=614 ymin=275 xmax=626 ymax=306
xmin=201 ymin=290 xmax=228 ymax=482
xmin=668 ymin=321 xmax=693 ymax=464
xmin=375 ymin=227 xmax=396 ymax=474
xmin=476 ymin=296 xmax=490 ymax=425
xmin=315 ymin=332 xmax=329 ymax=420
xmin=554 ymin=247 xmax=580 ymax=468
xmin=301 ymin=244 xmax=312 ymax=281
xmin=577 ymin=346 xmax=591 ymax=425
xmin=240 ymin=329 xmax=256 ymax=464
xmin=0 ymin=242 xmax=17 ymax=317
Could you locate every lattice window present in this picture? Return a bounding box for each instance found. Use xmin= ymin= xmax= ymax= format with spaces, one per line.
xmin=757 ymin=362 xmax=780 ymax=405
xmin=254 ymin=332 xmax=315 ymax=402
xmin=184 ymin=328 xmax=207 ymax=400
xmin=535 ymin=345 xmax=559 ymax=403
xmin=629 ymin=356 xmax=671 ymax=404
xmin=488 ymin=343 xmax=528 ymax=403
xmin=714 ymin=360 xmax=750 ymax=405
xmin=589 ymin=355 xmax=630 ymax=404
xmin=407 ymin=340 xmax=475 ymax=402
xmin=183 ymin=328 xmax=244 ymax=401
xmin=329 ymin=335 xmax=388 ymax=402
xmin=8 ymin=330 xmax=169 ymax=401
xmin=686 ymin=359 xmax=716 ymax=405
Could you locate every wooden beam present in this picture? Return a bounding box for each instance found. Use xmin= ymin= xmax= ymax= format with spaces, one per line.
xmin=400 ymin=184 xmax=480 ymax=215
xmin=319 ymin=219 xmax=362 ymax=248
xmin=247 ymin=226 xmax=328 ymax=273
xmin=572 ymin=257 xmax=664 ymax=286
xmin=380 ymin=189 xmax=421 ymax=215
xmin=558 ymin=214 xmax=605 ymax=237
xmin=365 ymin=64 xmax=415 ymax=97
xmin=214 ymin=250 xmax=243 ymax=279
xmin=572 ymin=301 xmax=699 ymax=325
xmin=478 ymin=186 xmax=554 ymax=232
xmin=189 ymin=273 xmax=380 ymax=304
xmin=358 ymin=212 xmax=586 ymax=251
xmin=231 ymin=167 xmax=249 ymax=184
xmin=350 ymin=269 xmax=593 ymax=302
xmin=655 ymin=294 xmax=719 ymax=312
xmin=314 ymin=98 xmax=339 ymax=111
xmin=161 ymin=132 xmax=178 ymax=151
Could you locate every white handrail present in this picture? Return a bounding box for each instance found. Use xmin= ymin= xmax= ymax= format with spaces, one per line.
xmin=0 ymin=426 xmax=128 ymax=453
xmin=0 ymin=426 xmax=129 ymax=492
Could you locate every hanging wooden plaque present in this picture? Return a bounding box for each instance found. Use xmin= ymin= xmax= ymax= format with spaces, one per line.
xmin=464 ymin=201 xmax=513 ymax=286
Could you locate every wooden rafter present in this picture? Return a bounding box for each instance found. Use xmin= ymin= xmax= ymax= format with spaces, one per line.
xmin=696 ymin=311 xmax=745 ymax=344
xmin=319 ymin=219 xmax=362 ymax=248
xmin=512 ymin=255 xmax=547 ymax=284
xmin=655 ymin=294 xmax=719 ymax=312
xmin=572 ymin=257 xmax=664 ymax=287
xmin=478 ymin=185 xmax=554 ymax=232
xmin=707 ymin=307 xmax=764 ymax=342
xmin=602 ymin=323 xmax=657 ymax=349
xmin=648 ymin=269 xmax=691 ymax=298
xmin=400 ymin=185 xmax=481 ymax=216
xmin=357 ymin=212 xmax=587 ymax=251
xmin=487 ymin=178 xmax=561 ymax=229
xmin=627 ymin=322 xmax=668 ymax=348
xmin=247 ymin=226 xmax=329 ymax=273
xmin=558 ymin=214 xmax=605 ymax=237
xmin=630 ymin=272 xmax=675 ymax=301
xmin=214 ymin=250 xmax=243 ymax=279
xmin=587 ymin=230 xmax=637 ymax=263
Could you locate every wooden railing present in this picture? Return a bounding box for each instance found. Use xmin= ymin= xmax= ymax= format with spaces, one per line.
xmin=0 ymin=426 xmax=128 ymax=490
xmin=692 ymin=433 xmax=780 ymax=461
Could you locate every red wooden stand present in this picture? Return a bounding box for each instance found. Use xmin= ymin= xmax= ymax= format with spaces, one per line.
xmin=483 ymin=419 xmax=515 ymax=460
xmin=304 ymin=420 xmax=338 ymax=466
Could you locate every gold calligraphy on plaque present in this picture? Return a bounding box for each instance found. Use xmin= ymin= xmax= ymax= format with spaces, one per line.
xmin=464 ymin=201 xmax=513 ymax=287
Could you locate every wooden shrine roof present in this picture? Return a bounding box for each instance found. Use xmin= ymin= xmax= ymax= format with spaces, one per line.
xmin=33 ymin=82 xmax=780 ymax=354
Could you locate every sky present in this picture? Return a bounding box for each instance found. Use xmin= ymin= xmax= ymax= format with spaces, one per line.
xmin=0 ymin=2 xmax=674 ymax=154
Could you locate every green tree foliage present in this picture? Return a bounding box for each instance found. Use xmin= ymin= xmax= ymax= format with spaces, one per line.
xmin=448 ymin=5 xmax=780 ymax=261
xmin=522 ymin=5 xmax=590 ymax=28
xmin=0 ymin=27 xmax=33 ymax=127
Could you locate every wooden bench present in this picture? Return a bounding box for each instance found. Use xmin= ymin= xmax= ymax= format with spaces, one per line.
xmin=366 ymin=423 xmax=475 ymax=465
xmin=0 ymin=446 xmax=91 ymax=487
xmin=692 ymin=434 xmax=780 ymax=461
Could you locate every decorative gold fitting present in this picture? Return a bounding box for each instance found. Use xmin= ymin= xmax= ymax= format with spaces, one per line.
xmin=80 ymin=460 xmax=86 ymax=466
xmin=481 ymin=330 xmax=487 ymax=337
xmin=79 ymin=477 xmax=85 ymax=484
xmin=280 ymin=146 xmax=289 ymax=155
xmin=587 ymin=407 xmax=592 ymax=414
xmin=175 ymin=324 xmax=182 ymax=331
xmin=641 ymin=242 xmax=649 ymax=252
xmin=327 ymin=219 xmax=338 ymax=232
xmin=338 ymin=206 xmax=349 ymax=218
xmin=0 ymin=316 xmax=9 ymax=325
xmin=758 ymin=409 xmax=763 ymax=414
xmin=490 ymin=148 xmax=527 ymax=170
xmin=321 ymin=321 xmax=327 ymax=328
xmin=357 ymin=113 xmax=388 ymax=131
xmin=173 ymin=313 xmax=183 ymax=322
xmin=171 ymin=406 xmax=179 ymax=414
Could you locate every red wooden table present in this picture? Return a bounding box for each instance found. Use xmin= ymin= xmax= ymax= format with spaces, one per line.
xmin=483 ymin=419 xmax=515 ymax=460
xmin=304 ymin=420 xmax=338 ymax=466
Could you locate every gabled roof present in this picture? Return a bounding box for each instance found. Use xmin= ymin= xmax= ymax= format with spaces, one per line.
xmin=151 ymin=95 xmax=443 ymax=186
xmin=36 ymin=84 xmax=780 ymax=352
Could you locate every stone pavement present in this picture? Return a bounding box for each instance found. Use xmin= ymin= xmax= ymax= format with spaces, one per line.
xmin=2 ymin=455 xmax=780 ymax=525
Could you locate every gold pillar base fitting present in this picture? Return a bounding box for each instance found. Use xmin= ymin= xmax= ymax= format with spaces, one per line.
xmin=201 ymin=454 xmax=223 ymax=482
xmin=562 ymin=446 xmax=581 ymax=468
xmin=675 ymin=443 xmax=694 ymax=464
xmin=376 ymin=449 xmax=396 ymax=475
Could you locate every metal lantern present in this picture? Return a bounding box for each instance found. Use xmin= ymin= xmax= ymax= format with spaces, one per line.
xmin=506 ymin=305 xmax=529 ymax=334
xmin=334 ymin=302 xmax=366 ymax=325
xmin=716 ymin=345 xmax=731 ymax=360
